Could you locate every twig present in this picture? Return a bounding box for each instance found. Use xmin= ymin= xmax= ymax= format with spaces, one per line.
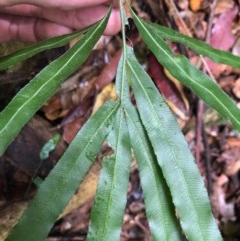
xmin=202 ymin=129 xmax=212 ymax=194
xmin=196 ymin=0 xmax=218 ymax=195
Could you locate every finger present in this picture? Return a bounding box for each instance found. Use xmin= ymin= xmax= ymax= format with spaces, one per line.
xmin=0 ymin=14 xmax=72 ymax=42
xmin=0 ymin=5 xmax=121 ymax=36
xmin=0 ymin=0 xmax=117 ymax=10
xmin=0 ymin=10 xmax=120 ymax=42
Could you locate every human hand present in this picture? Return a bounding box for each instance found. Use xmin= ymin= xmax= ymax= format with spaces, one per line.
xmin=0 ymin=0 xmax=121 ymax=42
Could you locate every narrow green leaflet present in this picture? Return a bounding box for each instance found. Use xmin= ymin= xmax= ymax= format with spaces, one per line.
xmin=0 ymin=8 xmax=111 ymax=156
xmin=125 ymin=102 xmax=182 ymax=241
xmin=115 ymin=0 xmax=131 ymax=103
xmin=117 ymin=14 xmax=182 ymax=238
xmin=87 ymin=107 xmax=131 ymax=241
xmin=126 ymin=46 xmax=223 ymax=241
xmin=131 ymin=11 xmax=240 ymax=131
xmin=115 ymin=50 xmax=130 ymax=104
xmin=141 ymin=19 xmax=240 ymax=68
xmin=0 ymin=26 xmax=91 ymax=71
xmin=6 ymin=100 xmax=119 ymax=241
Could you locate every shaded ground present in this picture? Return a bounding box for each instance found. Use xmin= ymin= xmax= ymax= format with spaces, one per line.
xmin=0 ymin=0 xmax=240 ymax=240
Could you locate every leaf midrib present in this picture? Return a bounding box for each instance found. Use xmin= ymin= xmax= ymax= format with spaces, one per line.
xmin=127 ymin=59 xmax=204 ymax=240
xmin=140 ymin=20 xmax=239 ymax=128
xmin=101 ymin=108 xmax=125 ymax=240
xmin=0 ymin=24 xmax=101 ymax=137
xmin=145 ymin=21 xmax=240 ymax=68
xmin=125 ymin=107 xmax=170 ymax=240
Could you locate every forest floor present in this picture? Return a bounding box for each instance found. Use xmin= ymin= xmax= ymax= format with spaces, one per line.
xmin=0 ymin=0 xmax=240 ymax=240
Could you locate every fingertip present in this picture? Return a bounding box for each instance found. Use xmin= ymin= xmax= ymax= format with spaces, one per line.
xmin=103 ymin=8 xmax=121 ymax=35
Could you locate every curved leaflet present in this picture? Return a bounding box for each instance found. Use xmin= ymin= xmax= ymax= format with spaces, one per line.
xmin=126 ymin=45 xmax=223 ymax=241
xmin=125 ymin=102 xmax=182 ymax=241
xmin=0 ymin=26 xmax=92 ymax=71
xmin=141 ymin=19 xmax=240 ymax=68
xmin=6 ymin=100 xmax=119 ymax=241
xmin=0 ymin=8 xmax=111 ymax=156
xmin=87 ymin=107 xmax=131 ymax=241
xmin=131 ymin=10 xmax=240 ymax=131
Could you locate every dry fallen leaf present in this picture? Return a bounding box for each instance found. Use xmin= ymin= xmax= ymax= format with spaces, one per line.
xmin=92 ymin=83 xmax=118 ymax=114
xmin=212 ymin=174 xmax=236 ymax=223
xmin=206 ymin=7 xmax=238 ymax=77
xmin=190 ymin=0 xmax=203 ymax=12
